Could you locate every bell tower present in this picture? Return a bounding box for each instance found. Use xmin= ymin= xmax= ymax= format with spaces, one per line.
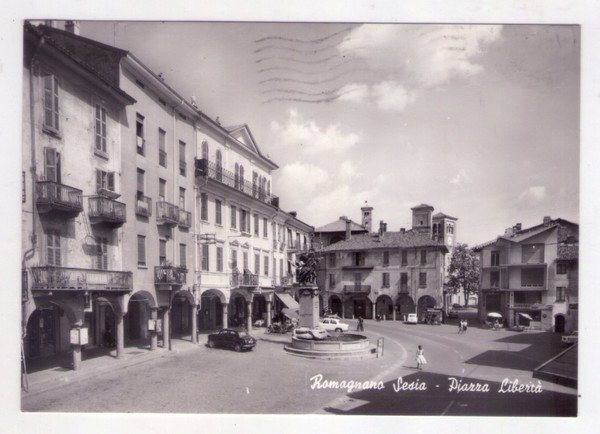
xmin=361 ymin=202 xmax=373 ymax=233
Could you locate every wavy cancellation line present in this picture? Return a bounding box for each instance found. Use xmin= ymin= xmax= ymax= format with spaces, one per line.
xmin=255 ymin=54 xmax=348 ymax=65
xmin=259 ymin=87 xmax=342 ymax=96
xmin=254 ymin=27 xmax=353 ymax=45
xmin=261 ymin=95 xmax=342 ymax=104
xmin=257 ymin=60 xmax=353 ymax=75
xmin=254 ymin=42 xmax=341 ymax=55
xmin=258 ymin=69 xmax=370 ymax=86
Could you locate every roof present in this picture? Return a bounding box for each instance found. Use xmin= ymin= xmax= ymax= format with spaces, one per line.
xmin=411 ymin=203 xmax=434 ymax=210
xmin=557 ymin=244 xmax=578 ymax=261
xmin=315 ymin=219 xmax=367 ymax=234
xmin=223 ymin=123 xmax=278 ymax=169
xmin=320 ymin=230 xmax=448 ymax=253
xmin=432 ymin=212 xmax=458 ymax=220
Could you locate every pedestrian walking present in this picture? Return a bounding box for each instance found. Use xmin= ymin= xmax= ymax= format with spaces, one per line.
xmin=357 ymin=316 xmax=364 ymax=331
xmin=463 ymin=319 xmax=468 ymax=333
xmin=458 ymin=320 xmax=463 ymax=334
xmin=416 ymin=345 xmax=427 ymax=370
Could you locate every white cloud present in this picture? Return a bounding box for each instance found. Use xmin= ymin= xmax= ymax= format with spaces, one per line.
xmin=338 ymin=160 xmax=359 ymax=182
xmin=372 ymin=81 xmax=416 ymax=112
xmin=518 ymin=186 xmax=547 ymax=202
xmin=270 ymin=109 xmax=360 ymax=155
xmin=274 ymin=162 xmax=329 ymax=211
xmin=338 ymin=83 xmax=370 ymax=103
xmin=450 ymin=169 xmax=473 ymax=187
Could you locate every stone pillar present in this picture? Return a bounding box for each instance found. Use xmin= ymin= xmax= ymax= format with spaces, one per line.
xmin=298 ymin=287 xmax=320 ymax=329
xmin=163 ymin=308 xmax=171 ymax=350
xmin=392 ymin=307 xmax=396 ymax=321
xmin=266 ymin=300 xmax=272 ymax=327
xmin=341 ymin=300 xmax=345 ymax=319
xmin=191 ymin=303 xmax=198 ymax=344
xmin=372 ymin=302 xmax=376 ymax=320
xmin=116 ymin=308 xmax=124 ymax=359
xmin=222 ymin=303 xmax=228 ymax=329
xmin=246 ymin=301 xmax=253 ymax=333
xmin=150 ymin=308 xmax=158 ymax=351
xmin=72 ymin=344 xmax=82 ymax=371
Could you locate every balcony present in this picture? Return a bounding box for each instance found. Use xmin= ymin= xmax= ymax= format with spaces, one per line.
xmin=287 ymin=241 xmax=302 ymax=252
xmin=135 ymin=194 xmax=152 ymax=217
xmin=231 ymin=270 xmax=259 ymax=287
xmin=342 ymin=263 xmax=374 ymax=270
xmin=88 ymin=196 xmax=126 ymax=227
xmin=195 ymin=158 xmax=277 ymax=206
xmin=156 ymin=201 xmax=179 ymax=227
xmin=36 ymin=181 xmax=83 ymax=217
xmin=30 ymin=266 xmax=132 ymax=292
xmin=343 ymin=285 xmax=371 ymax=295
xmin=178 ymin=208 xmax=191 ymax=229
xmin=154 ymin=265 xmax=187 ymax=285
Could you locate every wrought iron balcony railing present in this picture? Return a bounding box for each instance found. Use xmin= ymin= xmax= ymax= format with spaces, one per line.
xmin=89 ymin=196 xmax=126 ymax=227
xmin=30 ymin=266 xmax=132 ymax=291
xmin=195 ymin=158 xmax=277 ymax=206
xmin=178 ymin=208 xmax=191 ymax=229
xmin=135 ymin=194 xmax=152 ymax=217
xmin=154 ymin=265 xmax=187 ymax=285
xmin=156 ymin=201 xmax=179 ymax=226
xmin=343 ymin=284 xmax=371 ymax=295
xmin=231 ymin=270 xmax=259 ymax=287
xmin=36 ymin=180 xmax=83 ymax=216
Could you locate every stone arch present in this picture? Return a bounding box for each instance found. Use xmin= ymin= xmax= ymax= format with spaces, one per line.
xmin=229 ymin=292 xmax=249 ymax=327
xmin=200 ymin=289 xmax=227 ymax=330
xmin=25 ymin=298 xmax=78 ymax=326
xmin=396 ymin=294 xmax=415 ymax=318
xmin=171 ymin=290 xmax=194 ymax=338
xmin=329 ymin=294 xmax=343 ymax=316
xmin=252 ymin=293 xmax=267 ymax=323
xmin=172 ymin=289 xmax=195 ymax=306
xmin=417 ymin=295 xmax=437 ymax=319
xmin=375 ymin=294 xmax=394 ymax=319
xmin=201 ymin=288 xmax=227 ymax=305
xmin=554 ymin=314 xmax=566 ymax=333
xmin=124 ymin=290 xmax=157 ymax=313
xmin=125 ymin=291 xmax=155 ymax=345
xmin=24 ymin=301 xmax=75 ymax=365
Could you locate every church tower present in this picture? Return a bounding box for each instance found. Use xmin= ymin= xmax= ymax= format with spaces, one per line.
xmin=361 ymin=202 xmax=373 ymax=233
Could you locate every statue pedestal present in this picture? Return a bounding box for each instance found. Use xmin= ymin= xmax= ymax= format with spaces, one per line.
xmin=298 ymin=286 xmax=320 ymax=329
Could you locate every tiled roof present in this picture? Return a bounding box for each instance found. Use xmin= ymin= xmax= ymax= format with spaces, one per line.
xmin=320 ymin=230 xmax=448 ymax=252
xmin=432 ymin=212 xmax=458 ymax=220
xmin=411 ymin=203 xmax=434 ymax=210
xmin=315 ymin=219 xmax=367 ymax=233
xmin=557 ymin=244 xmax=578 ymax=261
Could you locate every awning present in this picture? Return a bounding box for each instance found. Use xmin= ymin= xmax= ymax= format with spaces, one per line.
xmin=282 ymin=308 xmax=299 ymax=320
xmin=487 ymin=312 xmax=503 ymax=318
xmin=519 ymin=313 xmax=534 ymax=321
xmin=274 ymin=292 xmax=300 ymax=310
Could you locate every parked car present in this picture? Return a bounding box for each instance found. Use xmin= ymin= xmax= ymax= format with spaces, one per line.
xmin=318 ymin=318 xmax=349 ymax=332
xmin=447 ymin=309 xmax=459 ymax=319
xmin=293 ymin=327 xmax=328 ymax=340
xmin=561 ymin=331 xmax=578 ymax=345
xmin=207 ymin=329 xmax=256 ymax=352
xmin=405 ymin=313 xmax=418 ymax=324
xmin=323 ymin=314 xmax=342 ymax=320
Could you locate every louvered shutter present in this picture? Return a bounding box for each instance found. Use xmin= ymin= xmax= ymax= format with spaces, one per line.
xmin=107 ymin=172 xmax=115 ymax=192
xmin=44 ymin=148 xmax=57 ymax=182
xmin=96 ymin=169 xmax=102 ymax=193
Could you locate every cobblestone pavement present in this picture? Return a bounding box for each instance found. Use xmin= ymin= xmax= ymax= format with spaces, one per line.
xmin=22 ymin=319 xmax=577 ymax=415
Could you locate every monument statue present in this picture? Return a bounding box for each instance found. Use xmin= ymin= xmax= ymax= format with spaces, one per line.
xmin=295 ymin=250 xmax=320 ymax=285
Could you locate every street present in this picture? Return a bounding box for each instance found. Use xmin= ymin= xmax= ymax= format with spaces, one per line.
xmin=22 ymin=318 xmax=577 ymax=416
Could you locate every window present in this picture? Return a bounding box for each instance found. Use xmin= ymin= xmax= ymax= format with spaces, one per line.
xmin=202 ymin=244 xmax=209 ymax=271
xmin=159 ymin=239 xmax=167 ymax=264
xmin=202 ymin=140 xmax=209 ymax=160
xmin=382 ymin=272 xmax=390 ymax=288
xmin=522 ymin=244 xmax=545 ymax=264
xmin=400 ymin=273 xmax=408 ymax=292
xmin=354 ymin=252 xmax=365 ymax=266
xmin=95 ymin=236 xmax=108 ymax=270
xmin=329 ymin=274 xmax=336 ymax=288
xmin=136 ymin=113 xmax=145 ymax=155
xmin=179 ymin=140 xmax=186 ymax=176
xmin=43 ymin=73 xmax=59 ymax=132
xmin=491 ymin=251 xmax=500 ymax=266
xmin=401 ymin=250 xmax=408 ymax=266
xmin=44 ymin=147 xmax=60 ymax=183
xmin=200 ymin=193 xmax=208 ymax=221
xmin=231 ymin=249 xmax=238 ymax=270
xmin=254 ymin=253 xmax=260 ymax=275
xmin=264 ymin=218 xmax=268 ymax=238
xmin=137 ymin=235 xmax=146 ymax=267
xmin=243 ymin=252 xmax=248 ymax=270
xmin=556 ymin=287 xmax=566 ymax=302
xmin=180 ymin=244 xmax=187 ymax=268
xmin=280 ymin=259 xmax=284 ymax=278
xmin=234 ymin=163 xmax=240 ymax=189
xmin=230 ymin=205 xmax=237 ymax=229
xmin=521 ymin=268 xmax=544 ymax=287
xmin=239 ymin=165 xmax=245 ymax=191
xmin=254 ymin=213 xmax=259 ymax=236
xmin=490 ymin=271 xmax=500 ymax=288
xmin=240 ymin=209 xmax=249 ymax=233
xmin=215 ymin=199 xmax=222 ymax=225
xmin=354 ymin=272 xmax=362 ymax=287
xmin=419 ymin=272 xmax=427 ymax=288
xmin=329 ymin=253 xmax=336 ymax=267
xmin=136 ymin=168 xmax=145 ymax=199
xmin=383 ymin=251 xmax=390 ymax=266
xmin=557 ymin=263 xmax=568 ymax=275
xmin=159 ymin=178 xmax=166 ymax=201
xmin=252 ymin=172 xmax=258 ymax=197
xmin=179 ymin=187 xmax=186 ymax=210
xmin=215 ymin=150 xmax=222 ymax=181
xmin=216 ymin=246 xmax=223 ymax=272
xmin=95 ymin=169 xmax=115 ymax=193
xmin=94 ymin=103 xmax=107 ymax=154
xmin=420 ymin=250 xmax=427 ymax=265
xmin=158 ymin=128 xmax=167 ymax=167
xmin=46 ymin=231 xmax=61 ymax=266
xmin=303 ymin=235 xmax=307 ymax=250
xmin=264 ymin=255 xmax=269 ymax=276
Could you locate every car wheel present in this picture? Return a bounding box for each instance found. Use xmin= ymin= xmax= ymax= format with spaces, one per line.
xmin=335 ymin=328 xmax=342 ymax=333
xmin=234 ymin=343 xmax=242 ymax=352
xmin=208 ymin=340 xmax=215 ymax=348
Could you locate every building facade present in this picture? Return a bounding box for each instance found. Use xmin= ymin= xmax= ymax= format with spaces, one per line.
xmin=21 ymin=22 xmax=313 ymax=371
xmin=474 ymin=217 xmax=578 ymax=332
xmin=315 ymin=204 xmax=453 ymax=321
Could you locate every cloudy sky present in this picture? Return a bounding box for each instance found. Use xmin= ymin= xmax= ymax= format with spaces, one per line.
xmin=82 ymin=22 xmax=579 ymax=245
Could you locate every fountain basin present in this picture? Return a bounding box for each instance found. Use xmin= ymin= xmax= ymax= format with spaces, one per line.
xmin=284 ymin=333 xmax=377 ymax=360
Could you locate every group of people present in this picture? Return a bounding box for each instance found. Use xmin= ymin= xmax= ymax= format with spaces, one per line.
xmin=458 ymin=319 xmax=469 ymax=334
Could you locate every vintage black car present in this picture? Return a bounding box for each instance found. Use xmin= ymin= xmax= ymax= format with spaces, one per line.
xmin=207 ymin=329 xmax=257 ymax=352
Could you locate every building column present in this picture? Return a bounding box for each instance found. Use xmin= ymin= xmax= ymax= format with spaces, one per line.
xmin=392 ymin=306 xmax=396 ymax=321
xmin=150 ymin=308 xmax=158 ymax=351
xmin=247 ymin=301 xmax=253 ymax=333
xmin=372 ymin=302 xmax=376 ymax=320
xmin=341 ymin=299 xmax=345 ymax=319
xmin=71 ymin=321 xmax=83 ymax=371
xmin=191 ymin=303 xmax=198 ymax=344
xmin=163 ymin=308 xmax=171 ymax=350
xmin=266 ymin=300 xmax=272 ymax=327
xmin=116 ymin=308 xmax=124 ymax=359
xmin=222 ymin=303 xmax=228 ymax=329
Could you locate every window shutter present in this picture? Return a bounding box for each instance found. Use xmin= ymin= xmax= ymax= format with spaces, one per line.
xmin=44 ymin=147 xmax=57 ymax=182
xmin=43 ymin=74 xmax=53 ymax=127
xmin=108 ymin=172 xmax=115 ymax=192
xmin=53 ymin=76 xmax=59 ymax=130
xmin=46 ymin=233 xmax=54 ymax=265
xmin=137 ymin=236 xmax=146 ymax=265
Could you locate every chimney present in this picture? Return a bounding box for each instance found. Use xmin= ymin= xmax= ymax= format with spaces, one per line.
xmin=65 ymin=20 xmax=80 ymax=35
xmin=515 ymin=223 xmax=522 ymax=232
xmin=504 ymin=227 xmax=515 ymax=237
xmin=383 ymin=223 xmax=387 ymax=233
xmin=400 ymin=228 xmax=406 ymax=234
xmin=289 ymin=211 xmax=297 ymax=218
xmin=345 ymin=218 xmax=352 ymax=241
xmin=543 ymin=216 xmax=551 ymax=226
xmin=377 ymin=221 xmax=384 ymax=242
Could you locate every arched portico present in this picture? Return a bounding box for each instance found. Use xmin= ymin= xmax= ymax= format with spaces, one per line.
xmin=200 ymin=289 xmax=227 ymax=331
xmin=329 ymin=294 xmax=343 ymax=317
xmin=171 ymin=290 xmax=196 ymax=342
xmin=125 ymin=291 xmax=156 ymax=348
xmin=396 ymin=294 xmax=415 ymax=320
xmin=375 ymin=295 xmax=394 ymax=320
xmin=417 ymin=295 xmax=436 ymax=321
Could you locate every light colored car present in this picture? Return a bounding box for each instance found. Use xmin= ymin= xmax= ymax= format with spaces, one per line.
xmin=406 ymin=313 xmax=418 ymax=324
xmin=561 ymin=331 xmax=578 ymax=345
xmin=293 ymin=327 xmax=329 ymax=340
xmin=318 ymin=318 xmax=350 ymax=332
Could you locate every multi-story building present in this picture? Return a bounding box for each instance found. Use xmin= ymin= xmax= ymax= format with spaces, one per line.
xmin=474 ymin=216 xmax=578 ymax=332
xmin=315 ymin=204 xmax=453 ymax=320
xmin=21 ymin=22 xmax=313 ymax=371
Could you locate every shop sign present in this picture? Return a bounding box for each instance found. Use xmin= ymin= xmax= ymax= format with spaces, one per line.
xmin=70 ymin=327 xmax=89 ymax=346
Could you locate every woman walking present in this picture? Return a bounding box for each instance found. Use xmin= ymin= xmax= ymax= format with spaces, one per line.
xmin=416 ymin=345 xmax=427 ymax=370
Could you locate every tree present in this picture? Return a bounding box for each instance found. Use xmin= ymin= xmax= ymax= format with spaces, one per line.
xmin=447 ymin=243 xmax=480 ymax=307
